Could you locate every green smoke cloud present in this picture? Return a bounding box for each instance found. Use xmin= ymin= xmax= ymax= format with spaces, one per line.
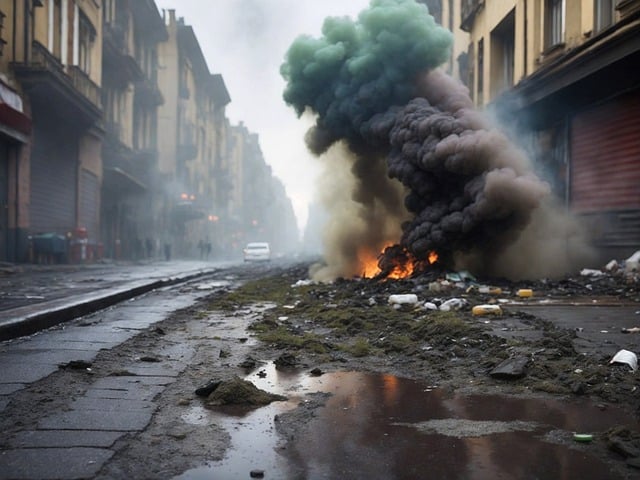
xmin=281 ymin=0 xmax=452 ymax=151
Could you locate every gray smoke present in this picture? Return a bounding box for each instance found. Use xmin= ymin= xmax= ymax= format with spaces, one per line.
xmin=282 ymin=0 xmax=593 ymax=280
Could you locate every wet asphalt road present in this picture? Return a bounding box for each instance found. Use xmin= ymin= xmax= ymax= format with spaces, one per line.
xmin=0 ymin=260 xmax=639 ymax=479
xmin=0 ymin=258 xmax=284 ymax=479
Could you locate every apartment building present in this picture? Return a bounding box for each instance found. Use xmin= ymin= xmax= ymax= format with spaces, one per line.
xmin=418 ymin=0 xmax=470 ymax=79
xmin=101 ymin=0 xmax=167 ymax=260
xmin=157 ymin=9 xmax=235 ymax=258
xmin=462 ymin=0 xmax=640 ymax=261
xmin=0 ymin=1 xmax=305 ymax=263
xmin=0 ymin=0 xmax=103 ymax=262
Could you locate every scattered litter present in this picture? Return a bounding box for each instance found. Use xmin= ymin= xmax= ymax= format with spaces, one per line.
xmin=605 ymin=259 xmax=619 ymax=271
xmin=278 ymin=316 xmax=289 ymax=321
xmin=368 ymin=297 xmax=377 ymax=306
xmin=600 ymin=330 xmax=609 ymax=334
xmin=423 ymin=302 xmax=438 ymax=310
xmin=609 ymin=349 xmax=638 ymax=371
xmin=516 ymin=289 xmax=533 ymax=298
xmin=282 ymin=305 xmax=296 ymax=309
xmin=580 ymin=268 xmax=605 ymax=277
xmin=478 ymin=286 xmax=502 ymax=295
xmin=472 ymin=304 xmax=502 ymax=316
xmin=292 ymin=279 xmax=314 ymax=287
xmin=573 ymin=433 xmax=593 ymax=443
xmin=439 ymin=298 xmax=468 ymax=311
xmin=388 ymin=294 xmax=419 ymax=305
xmin=625 ymin=250 xmax=640 ymax=272
xmin=574 ymin=369 xmax=583 ymax=374
xmin=622 ymin=327 xmax=640 ymax=334
xmin=446 ymin=272 xmax=462 ymax=282
xmin=489 ymin=356 xmax=529 ymax=379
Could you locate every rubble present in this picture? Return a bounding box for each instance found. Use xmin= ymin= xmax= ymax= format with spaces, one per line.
xmin=203 ymin=377 xmax=287 ymax=407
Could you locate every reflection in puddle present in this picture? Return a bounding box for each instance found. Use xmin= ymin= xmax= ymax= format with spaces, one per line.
xmin=176 ymin=367 xmax=636 ymax=479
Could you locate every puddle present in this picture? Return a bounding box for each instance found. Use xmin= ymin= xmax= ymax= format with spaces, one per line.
xmin=175 ymin=367 xmax=637 ymax=479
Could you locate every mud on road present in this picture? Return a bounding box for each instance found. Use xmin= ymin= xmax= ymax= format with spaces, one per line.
xmin=113 ymin=262 xmax=640 ymax=477
xmin=4 ymin=261 xmax=639 ymax=478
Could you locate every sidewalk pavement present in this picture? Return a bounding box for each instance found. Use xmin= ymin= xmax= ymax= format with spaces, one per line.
xmin=0 ymin=259 xmax=230 ymax=341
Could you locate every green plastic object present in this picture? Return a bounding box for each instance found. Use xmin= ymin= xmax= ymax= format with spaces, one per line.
xmin=573 ymin=433 xmax=593 ymax=443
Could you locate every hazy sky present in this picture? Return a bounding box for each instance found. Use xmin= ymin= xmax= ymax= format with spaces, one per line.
xmin=154 ymin=0 xmax=371 ymax=234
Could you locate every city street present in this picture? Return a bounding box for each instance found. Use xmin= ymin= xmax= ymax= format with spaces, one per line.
xmin=0 ymin=259 xmax=639 ymax=479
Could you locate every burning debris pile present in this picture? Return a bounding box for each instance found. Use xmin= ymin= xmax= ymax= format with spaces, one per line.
xmin=282 ymin=0 xmax=593 ymax=282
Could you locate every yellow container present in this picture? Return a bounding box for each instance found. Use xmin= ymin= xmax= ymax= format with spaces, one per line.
xmin=472 ymin=305 xmax=502 ymax=315
xmin=517 ymin=289 xmax=533 ymax=298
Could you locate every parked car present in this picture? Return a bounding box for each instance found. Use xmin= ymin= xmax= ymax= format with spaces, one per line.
xmin=243 ymin=242 xmax=271 ymax=262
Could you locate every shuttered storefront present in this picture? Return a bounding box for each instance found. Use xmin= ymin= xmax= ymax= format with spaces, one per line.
xmin=79 ymin=168 xmax=99 ymax=242
xmin=570 ymin=90 xmax=640 ymax=249
xmin=30 ymin=121 xmax=77 ymax=234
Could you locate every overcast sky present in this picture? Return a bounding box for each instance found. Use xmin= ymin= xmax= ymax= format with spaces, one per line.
xmin=154 ymin=0 xmax=371 ymax=235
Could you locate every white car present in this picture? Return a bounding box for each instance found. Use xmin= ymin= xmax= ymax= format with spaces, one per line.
xmin=243 ymin=242 xmax=271 ymax=262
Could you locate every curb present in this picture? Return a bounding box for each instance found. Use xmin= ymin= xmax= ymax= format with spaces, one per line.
xmin=0 ymin=270 xmax=211 ymax=342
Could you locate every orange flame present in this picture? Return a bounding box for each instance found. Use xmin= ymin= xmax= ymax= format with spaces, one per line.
xmin=428 ymin=251 xmax=438 ymax=264
xmin=359 ymin=244 xmax=419 ymax=280
xmin=358 ymin=248 xmax=383 ymax=278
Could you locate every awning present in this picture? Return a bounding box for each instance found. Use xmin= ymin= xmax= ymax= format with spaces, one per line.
xmin=103 ymin=167 xmax=147 ymax=195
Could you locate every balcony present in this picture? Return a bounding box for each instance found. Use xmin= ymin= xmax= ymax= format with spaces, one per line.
xmin=11 ymin=41 xmax=102 ymax=126
xmin=103 ymin=23 xmax=143 ymax=85
xmin=461 ymin=0 xmax=484 ymax=33
xmin=135 ymin=77 xmax=163 ymax=106
xmin=178 ymin=122 xmax=197 ymax=161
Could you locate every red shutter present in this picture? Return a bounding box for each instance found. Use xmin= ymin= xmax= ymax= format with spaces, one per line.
xmin=570 ymin=90 xmax=640 ymax=213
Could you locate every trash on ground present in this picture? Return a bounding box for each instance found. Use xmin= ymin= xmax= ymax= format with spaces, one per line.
xmin=478 ymin=286 xmax=502 ymax=295
xmin=609 ymin=349 xmax=638 ymax=371
xmin=489 ymin=356 xmax=529 ymax=380
xmin=573 ymin=433 xmax=594 ymax=443
xmin=423 ymin=301 xmax=438 ymax=310
xmin=388 ymin=294 xmax=419 ymax=305
xmin=580 ymin=268 xmax=605 ymax=277
xmin=517 ymin=289 xmax=533 ymax=298
xmin=625 ymin=250 xmax=640 ymax=272
xmin=439 ymin=298 xmax=468 ymax=311
xmin=472 ymin=304 xmax=502 ymax=316
xmin=622 ymin=327 xmax=640 ymax=334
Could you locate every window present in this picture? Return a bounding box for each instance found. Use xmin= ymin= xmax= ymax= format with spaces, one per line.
xmin=0 ymin=11 xmax=6 ymax=56
xmin=53 ymin=0 xmax=62 ymax=59
xmin=477 ymin=38 xmax=484 ymax=105
xmin=78 ymin=12 xmax=95 ymax=74
xmin=490 ymin=10 xmax=515 ymax=97
xmin=103 ymin=0 xmax=115 ymax=24
xmin=545 ymin=0 xmax=565 ymax=48
xmin=594 ymin=0 xmax=617 ymax=32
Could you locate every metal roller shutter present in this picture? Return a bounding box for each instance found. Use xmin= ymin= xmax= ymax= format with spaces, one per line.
xmin=30 ymin=122 xmax=77 ymax=234
xmin=570 ymin=91 xmax=640 ymax=213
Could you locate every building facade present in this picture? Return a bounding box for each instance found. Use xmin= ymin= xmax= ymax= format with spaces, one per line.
xmin=461 ymin=0 xmax=640 ymax=262
xmin=0 ymin=0 xmax=298 ymax=264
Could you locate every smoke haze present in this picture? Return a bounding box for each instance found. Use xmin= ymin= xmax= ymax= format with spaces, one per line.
xmin=282 ymin=0 xmax=594 ymax=281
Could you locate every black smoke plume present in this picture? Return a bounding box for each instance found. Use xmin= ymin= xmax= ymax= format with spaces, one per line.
xmin=282 ymin=0 xmax=592 ymax=281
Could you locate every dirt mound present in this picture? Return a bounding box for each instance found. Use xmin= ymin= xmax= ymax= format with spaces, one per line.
xmin=204 ymin=376 xmax=287 ymax=407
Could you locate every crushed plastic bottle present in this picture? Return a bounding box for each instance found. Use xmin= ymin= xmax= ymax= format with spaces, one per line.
xmin=472 ymin=305 xmax=502 ymax=315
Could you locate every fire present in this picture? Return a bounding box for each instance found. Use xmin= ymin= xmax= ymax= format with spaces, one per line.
xmin=359 ymin=249 xmax=382 ymax=278
xmin=428 ymin=251 xmax=438 ymax=264
xmin=359 ymin=244 xmax=419 ymax=280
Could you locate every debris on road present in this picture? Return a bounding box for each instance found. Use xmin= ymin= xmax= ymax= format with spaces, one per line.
xmin=203 ymin=377 xmax=286 ymax=407
xmin=609 ymin=350 xmax=638 ymax=371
